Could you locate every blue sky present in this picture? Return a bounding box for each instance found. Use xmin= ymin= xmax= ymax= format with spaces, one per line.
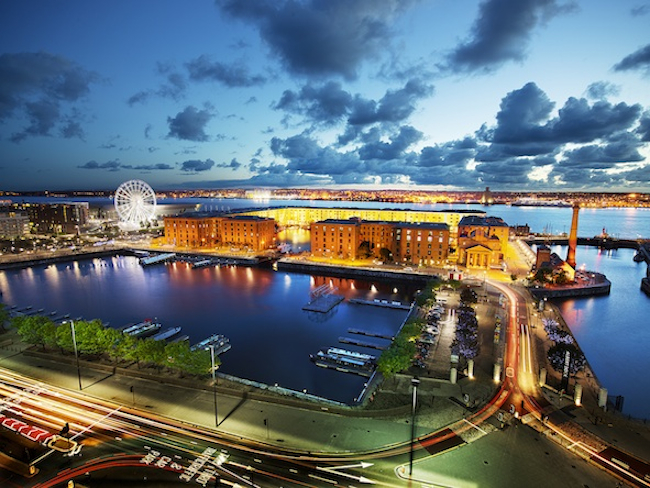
xmin=1 ymin=0 xmax=649 ymax=192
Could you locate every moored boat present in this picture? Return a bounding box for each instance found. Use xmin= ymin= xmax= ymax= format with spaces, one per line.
xmin=151 ymin=326 xmax=182 ymax=341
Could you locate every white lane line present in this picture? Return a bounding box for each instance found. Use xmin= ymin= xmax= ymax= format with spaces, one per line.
xmin=71 ymin=405 xmax=122 ymax=440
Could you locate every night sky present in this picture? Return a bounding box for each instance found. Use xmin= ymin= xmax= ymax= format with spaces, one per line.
xmin=1 ymin=0 xmax=649 ymax=192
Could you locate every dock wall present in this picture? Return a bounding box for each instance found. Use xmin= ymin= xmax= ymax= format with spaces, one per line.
xmin=276 ymin=259 xmax=433 ymax=284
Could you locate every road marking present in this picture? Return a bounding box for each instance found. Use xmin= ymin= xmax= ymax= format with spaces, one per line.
xmin=308 ymin=474 xmax=338 ymax=484
xmin=462 ymin=418 xmax=488 ymax=435
xmin=71 ymin=405 xmax=122 ymax=440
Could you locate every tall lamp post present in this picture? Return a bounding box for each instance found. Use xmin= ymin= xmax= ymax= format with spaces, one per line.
xmin=209 ymin=344 xmax=218 ymax=428
xmin=64 ymin=320 xmax=82 ymax=391
xmin=409 ymin=376 xmax=420 ymax=477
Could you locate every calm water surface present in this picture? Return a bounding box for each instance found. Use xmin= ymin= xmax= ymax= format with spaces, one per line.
xmin=0 ymin=257 xmax=414 ymax=403
xmin=547 ymin=246 xmax=650 ymax=420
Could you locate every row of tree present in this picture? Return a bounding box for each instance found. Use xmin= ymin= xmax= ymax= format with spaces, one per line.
xmin=376 ymin=279 xmax=444 ymax=378
xmin=451 ymin=287 xmax=480 ymax=362
xmin=9 ymin=313 xmax=216 ymax=377
xmin=542 ymin=317 xmax=586 ymax=377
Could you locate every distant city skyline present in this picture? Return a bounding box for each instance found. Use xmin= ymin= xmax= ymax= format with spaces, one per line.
xmin=1 ymin=0 xmax=649 ymax=192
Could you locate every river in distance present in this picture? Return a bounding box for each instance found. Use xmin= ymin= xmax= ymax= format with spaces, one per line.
xmin=0 ymin=258 xmax=417 ymax=404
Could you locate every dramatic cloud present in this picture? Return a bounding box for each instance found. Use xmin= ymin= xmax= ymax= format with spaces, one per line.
xmin=613 ymin=43 xmax=650 ymax=75
xmin=122 ymin=163 xmax=174 ymax=170
xmin=482 ymin=82 xmax=642 ymax=146
xmin=348 ymin=79 xmax=433 ymax=126
xmin=167 ymin=105 xmax=213 ymax=141
xmin=0 ymin=52 xmax=98 ymax=141
xmin=186 ymin=55 xmax=266 ymax=87
xmin=274 ymin=78 xmax=433 ymax=140
xmin=585 ymin=81 xmax=620 ymax=100
xmin=217 ymin=0 xmax=416 ymax=79
xmin=358 ymin=126 xmax=423 ymax=161
xmin=78 ymin=160 xmax=121 ymax=171
xmin=180 ymin=158 xmax=215 ymax=172
xmin=128 ymin=63 xmax=187 ymax=105
xmin=215 ymin=158 xmax=241 ymax=170
xmin=274 ymin=81 xmax=352 ymax=125
xmin=444 ymin=0 xmax=576 ymax=73
xmin=261 ymin=82 xmax=649 ymax=190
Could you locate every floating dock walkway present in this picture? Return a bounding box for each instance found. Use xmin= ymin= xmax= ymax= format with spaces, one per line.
xmin=302 ymin=294 xmax=344 ymax=313
xmin=338 ymin=336 xmax=386 ymax=350
xmin=139 ymin=253 xmax=176 ymax=266
xmin=348 ymin=298 xmax=411 ymax=310
xmin=348 ymin=328 xmax=394 ymax=340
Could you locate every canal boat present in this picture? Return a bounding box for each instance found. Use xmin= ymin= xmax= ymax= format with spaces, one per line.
xmin=309 ymin=348 xmax=375 ymax=377
xmin=191 ymin=259 xmax=213 ymax=268
xmin=151 ymin=326 xmax=182 ymax=341
xmin=123 ymin=319 xmax=162 ymax=338
xmin=191 ymin=334 xmax=231 ymax=355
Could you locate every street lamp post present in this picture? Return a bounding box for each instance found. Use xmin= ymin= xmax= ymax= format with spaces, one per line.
xmin=409 ymin=376 xmax=420 ymax=478
xmin=64 ymin=320 xmax=82 ymax=391
xmin=209 ymin=344 xmax=218 ymax=427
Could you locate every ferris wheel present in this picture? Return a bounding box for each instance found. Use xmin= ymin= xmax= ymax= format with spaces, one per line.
xmin=114 ymin=180 xmax=157 ymax=228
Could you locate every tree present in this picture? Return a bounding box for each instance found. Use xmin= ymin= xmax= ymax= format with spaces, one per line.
xmin=547 ymin=343 xmax=586 ymax=376
xmin=14 ymin=316 xmax=56 ymax=350
xmin=55 ymin=323 xmax=74 ymax=353
xmin=74 ymin=320 xmax=106 ymax=356
xmin=136 ymin=338 xmax=166 ymax=368
xmin=0 ymin=303 xmax=10 ymax=331
xmin=379 ymin=247 xmax=392 ymax=263
xmin=533 ymin=267 xmax=553 ymax=284
xmin=460 ymin=287 xmax=478 ymax=304
xmin=357 ymin=241 xmax=372 ymax=259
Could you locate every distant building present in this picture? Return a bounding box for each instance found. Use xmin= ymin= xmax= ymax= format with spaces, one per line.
xmin=457 ymin=215 xmax=509 ymax=269
xmin=481 ymin=186 xmax=494 ymax=205
xmin=0 ymin=208 xmax=30 ymax=238
xmin=22 ymin=202 xmax=89 ymax=234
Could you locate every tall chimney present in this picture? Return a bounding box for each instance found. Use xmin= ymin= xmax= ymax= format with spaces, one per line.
xmin=566 ymin=204 xmax=579 ymax=268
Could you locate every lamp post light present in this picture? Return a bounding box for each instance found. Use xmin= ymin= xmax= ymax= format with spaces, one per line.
xmin=64 ymin=320 xmax=82 ymax=391
xmin=409 ymin=376 xmax=420 ymax=478
xmin=209 ymin=344 xmax=218 ymax=428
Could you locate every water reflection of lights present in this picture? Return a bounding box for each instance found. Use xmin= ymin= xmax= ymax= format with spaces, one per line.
xmin=246 ymin=267 xmax=253 ymax=283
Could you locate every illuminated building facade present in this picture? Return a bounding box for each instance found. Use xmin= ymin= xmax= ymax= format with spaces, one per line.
xmin=457 ymin=215 xmax=509 ymax=269
xmin=310 ymin=218 xmax=450 ymax=265
xmin=220 ymin=215 xmax=276 ymax=251
xmin=23 ymin=202 xmax=89 ymax=234
xmin=164 ymin=215 xmax=220 ymax=248
xmin=394 ymin=222 xmax=450 ymax=265
xmin=0 ymin=208 xmax=30 ymax=238
xmin=311 ymin=219 xmax=360 ymax=259
xmin=238 ymin=206 xmax=481 ymax=244
xmin=163 ymin=214 xmax=276 ymax=251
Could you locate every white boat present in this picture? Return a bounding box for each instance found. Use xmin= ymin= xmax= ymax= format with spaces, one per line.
xmin=191 ymin=334 xmax=231 ymax=354
xmin=151 ymin=326 xmax=182 ymax=341
xmin=123 ymin=319 xmax=162 ymax=338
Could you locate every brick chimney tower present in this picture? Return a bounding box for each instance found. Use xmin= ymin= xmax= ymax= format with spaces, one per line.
xmin=566 ymin=204 xmax=579 ymax=268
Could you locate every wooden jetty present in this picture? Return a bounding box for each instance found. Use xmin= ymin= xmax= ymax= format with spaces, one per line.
xmin=338 ymin=337 xmax=387 ymax=350
xmin=348 ymin=328 xmax=394 ymax=340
